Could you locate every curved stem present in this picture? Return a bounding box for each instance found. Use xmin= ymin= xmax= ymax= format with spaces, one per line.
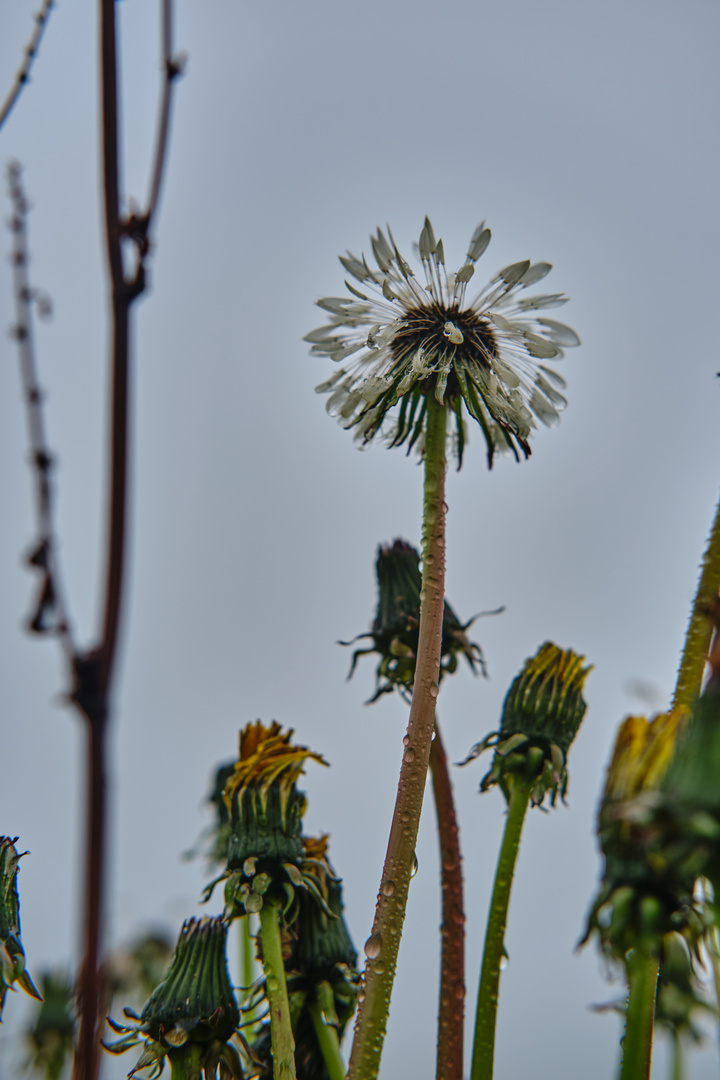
xmin=673 ymin=488 xmax=720 ymax=710
xmin=309 ymin=998 xmax=346 ymax=1080
xmin=470 ymin=776 xmax=531 ymax=1080
xmin=258 ymin=900 xmax=296 ymax=1080
xmin=619 ymin=948 xmax=658 ymax=1080
xmin=347 ymin=396 xmax=448 ymax=1080
xmin=429 ymin=720 xmax=465 ymax=1080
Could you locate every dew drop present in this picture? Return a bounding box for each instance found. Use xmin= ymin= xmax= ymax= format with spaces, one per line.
xmin=401 ymin=812 xmax=410 ymax=824
xmin=429 ymin=683 xmax=439 ymax=699
xmin=411 ymin=853 xmax=419 ymax=878
xmin=403 ymin=747 xmax=416 ymax=764
xmin=381 ymin=880 xmax=395 ymax=897
xmin=374 ymin=961 xmax=385 ymax=975
xmin=403 ymin=735 xmax=410 ymax=747
xmin=500 ymin=957 xmax=509 ymax=971
xmin=364 ymin=932 xmax=383 ymax=960
xmin=357 ymin=990 xmax=365 ymax=1004
xmin=454 ymin=982 xmax=465 ymax=1001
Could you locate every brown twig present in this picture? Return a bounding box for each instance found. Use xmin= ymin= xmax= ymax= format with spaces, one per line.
xmin=0 ymin=1 xmax=55 ymax=132
xmin=73 ymin=2 xmax=182 ymax=1076
xmin=6 ymin=161 xmax=74 ymax=661
xmin=429 ymin=720 xmax=465 ymax=1080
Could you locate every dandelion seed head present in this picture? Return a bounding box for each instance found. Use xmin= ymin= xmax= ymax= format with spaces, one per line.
xmin=306 ymin=217 xmax=580 ymax=468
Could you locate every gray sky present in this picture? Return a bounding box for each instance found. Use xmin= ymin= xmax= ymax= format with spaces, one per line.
xmin=1 ymin=1 xmax=719 ymax=1077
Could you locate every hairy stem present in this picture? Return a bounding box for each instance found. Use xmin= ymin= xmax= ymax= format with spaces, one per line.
xmin=673 ymin=488 xmax=720 ymax=710
xmin=309 ymin=998 xmax=346 ymax=1080
xmin=347 ymin=395 xmax=448 ymax=1080
xmin=259 ymin=900 xmax=296 ymax=1080
xmin=470 ymin=776 xmax=531 ymax=1080
xmin=429 ymin=720 xmax=465 ymax=1080
xmin=619 ymin=949 xmax=658 ymax=1080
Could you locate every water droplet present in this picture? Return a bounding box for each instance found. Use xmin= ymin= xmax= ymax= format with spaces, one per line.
xmin=454 ymin=983 xmax=465 ymax=1001
xmin=357 ymin=990 xmax=365 ymax=1004
xmin=411 ymin=853 xmax=419 ymax=878
xmin=403 ymin=747 xmax=415 ymax=764
xmin=429 ymin=683 xmax=439 ymax=699
xmin=374 ymin=961 xmax=385 ymax=975
xmin=364 ymin=932 xmax=383 ymax=960
xmin=500 ymin=957 xmax=509 ymax=971
xmin=381 ymin=880 xmax=395 ymax=897
xmin=267 ymin=976 xmax=279 ymax=993
xmin=403 ymin=735 xmax=410 ymax=747
xmin=401 ymin=812 xmax=410 ymax=824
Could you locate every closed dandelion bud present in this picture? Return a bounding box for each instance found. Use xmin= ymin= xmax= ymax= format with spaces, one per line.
xmin=581 ymin=710 xmax=706 ymax=960
xmin=211 ymin=723 xmax=328 ymax=918
xmin=105 ymin=916 xmax=242 ymax=1080
xmin=0 ymin=837 xmax=41 ymax=1019
xmin=343 ymin=538 xmax=489 ymax=702
xmin=462 ymin=642 xmax=591 ymax=806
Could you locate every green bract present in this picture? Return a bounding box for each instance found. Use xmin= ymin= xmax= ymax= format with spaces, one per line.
xmin=0 ymin=836 xmax=41 ymax=1019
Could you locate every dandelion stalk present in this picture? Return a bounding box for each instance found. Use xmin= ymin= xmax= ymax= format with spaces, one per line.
xmin=470 ymin=775 xmax=531 ymax=1080
xmin=673 ymin=489 xmax=720 ymax=711
xmin=430 ymin=720 xmax=465 ymax=1080
xmin=348 ymin=394 xmax=447 ymax=1080
xmin=258 ymin=899 xmax=296 ymax=1080
xmin=620 ymin=949 xmax=659 ymax=1080
xmin=308 ymin=998 xmax=346 ymax=1080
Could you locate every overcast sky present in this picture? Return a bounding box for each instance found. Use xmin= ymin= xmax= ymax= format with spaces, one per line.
xmin=1 ymin=1 xmax=719 ymax=1077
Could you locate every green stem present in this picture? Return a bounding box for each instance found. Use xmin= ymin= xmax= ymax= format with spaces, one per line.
xmin=168 ymin=1045 xmax=202 ymax=1080
xmin=430 ymin=720 xmax=465 ymax=1080
xmin=259 ymin=899 xmax=296 ymax=1080
xmin=619 ymin=949 xmax=659 ymax=1080
xmin=670 ymin=1029 xmax=684 ymax=1080
xmin=309 ymin=998 xmax=346 ymax=1080
xmin=347 ymin=395 xmax=448 ymax=1080
xmin=470 ymin=776 xmax=531 ymax=1080
xmin=240 ymin=913 xmax=259 ymax=1037
xmin=673 ymin=488 xmax=720 ymax=710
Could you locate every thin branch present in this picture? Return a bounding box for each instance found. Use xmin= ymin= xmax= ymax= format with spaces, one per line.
xmin=6 ymin=161 xmax=74 ymax=662
xmin=144 ymin=0 xmax=184 ymax=232
xmin=0 ymin=1 xmax=55 ymax=133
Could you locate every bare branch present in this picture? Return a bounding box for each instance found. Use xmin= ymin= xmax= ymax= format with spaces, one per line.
xmin=0 ymin=1 xmax=56 ymax=133
xmin=6 ymin=160 xmax=75 ymax=662
xmin=144 ymin=0 xmax=185 ymax=232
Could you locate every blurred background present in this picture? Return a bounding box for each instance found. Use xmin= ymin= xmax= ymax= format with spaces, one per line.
xmin=0 ymin=1 xmax=719 ymax=1076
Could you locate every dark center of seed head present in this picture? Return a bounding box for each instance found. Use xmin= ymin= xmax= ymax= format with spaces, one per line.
xmin=390 ymin=303 xmax=498 ymax=372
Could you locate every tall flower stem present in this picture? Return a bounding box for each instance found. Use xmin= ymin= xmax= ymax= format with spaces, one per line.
xmin=673 ymin=488 xmax=720 ymax=711
xmin=258 ymin=900 xmax=296 ymax=1080
xmin=470 ymin=775 xmax=532 ymax=1080
xmin=308 ymin=998 xmax=346 ymax=1080
xmin=619 ymin=949 xmax=659 ymax=1080
xmin=347 ymin=396 xmax=448 ymax=1080
xmin=429 ymin=719 xmax=465 ymax=1080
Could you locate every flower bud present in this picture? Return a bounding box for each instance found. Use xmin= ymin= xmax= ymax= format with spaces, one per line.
xmin=462 ymin=642 xmax=591 ymax=805
xmin=343 ymin=539 xmax=489 ymax=702
xmin=105 ymin=916 xmax=242 ymax=1080
xmin=0 ymin=837 xmax=41 ymax=1019
xmin=210 ymin=723 xmax=328 ymax=918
